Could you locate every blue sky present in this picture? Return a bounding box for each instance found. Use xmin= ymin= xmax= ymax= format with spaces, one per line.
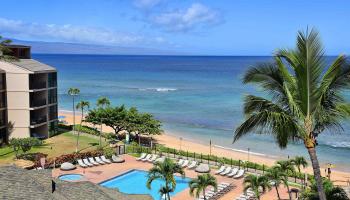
xmin=0 ymin=0 xmax=349 ymax=55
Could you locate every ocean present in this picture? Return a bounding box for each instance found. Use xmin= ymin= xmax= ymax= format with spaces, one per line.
xmin=33 ymin=54 xmax=350 ymax=171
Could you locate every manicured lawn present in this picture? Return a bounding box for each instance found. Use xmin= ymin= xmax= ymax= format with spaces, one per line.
xmin=0 ymin=131 xmax=108 ymax=165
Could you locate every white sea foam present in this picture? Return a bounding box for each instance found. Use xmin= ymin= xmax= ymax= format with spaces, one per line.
xmin=324 ymin=141 xmax=350 ymax=148
xmin=214 ymin=145 xmax=271 ymax=157
xmin=139 ymin=87 xmax=178 ymax=92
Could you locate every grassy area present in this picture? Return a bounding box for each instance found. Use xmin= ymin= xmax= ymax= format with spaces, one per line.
xmin=0 ymin=131 xmax=108 ymax=165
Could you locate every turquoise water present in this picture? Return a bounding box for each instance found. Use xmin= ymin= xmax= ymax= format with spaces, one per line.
xmin=33 ymin=54 xmax=350 ymax=171
xmin=100 ymin=170 xmax=190 ymax=199
xmin=59 ymin=174 xmax=84 ymax=181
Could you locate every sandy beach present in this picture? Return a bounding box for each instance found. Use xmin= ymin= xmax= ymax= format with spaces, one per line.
xmin=59 ymin=110 xmax=350 ymax=186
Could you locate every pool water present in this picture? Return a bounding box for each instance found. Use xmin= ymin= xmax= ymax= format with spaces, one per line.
xmin=100 ymin=170 xmax=190 ymax=199
xmin=59 ymin=174 xmax=84 ymax=181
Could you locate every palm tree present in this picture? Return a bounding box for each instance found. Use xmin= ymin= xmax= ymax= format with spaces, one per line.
xmin=159 ymin=186 xmax=174 ymax=200
xmin=189 ymin=173 xmax=217 ymax=200
xmin=233 ymin=28 xmax=350 ymax=200
xmin=147 ymin=158 xmax=185 ymax=200
xmin=68 ymin=88 xmax=80 ymax=150
xmin=292 ymin=156 xmax=308 ymax=174
xmin=0 ymin=36 xmax=17 ymax=61
xmin=276 ymin=160 xmax=294 ymax=200
xmin=243 ymin=174 xmax=271 ymax=200
xmin=75 ymin=100 xmax=90 ymax=152
xmin=266 ymin=166 xmax=285 ymax=200
xmin=96 ymin=96 xmax=110 ymax=108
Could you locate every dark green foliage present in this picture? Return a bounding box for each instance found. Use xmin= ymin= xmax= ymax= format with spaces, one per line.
xmin=9 ymin=138 xmax=42 ymax=157
xmin=301 ymin=178 xmax=349 ymax=200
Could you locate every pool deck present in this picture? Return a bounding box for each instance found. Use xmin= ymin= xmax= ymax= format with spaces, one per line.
xmin=52 ymin=154 xmax=292 ymax=200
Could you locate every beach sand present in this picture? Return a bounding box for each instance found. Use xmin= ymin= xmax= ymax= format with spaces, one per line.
xmin=59 ymin=111 xmax=350 ymax=186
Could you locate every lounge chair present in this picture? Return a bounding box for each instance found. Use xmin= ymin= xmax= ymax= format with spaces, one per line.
xmin=227 ymin=168 xmax=239 ymax=177
xmin=136 ymin=153 xmax=147 ymax=161
xmin=177 ymin=159 xmax=184 ymax=166
xmin=220 ymin=166 xmax=232 ymax=175
xmin=181 ymin=160 xmax=189 ymax=168
xmin=101 ymin=155 xmax=112 ymax=164
xmin=187 ymin=161 xmax=197 ymax=169
xmin=148 ymin=154 xmax=158 ymax=162
xmin=215 ymin=165 xmax=226 ymax=174
xmin=88 ymin=157 xmax=99 ymax=166
xmin=78 ymin=159 xmax=88 ymax=168
xmin=95 ymin=157 xmax=105 ymax=165
xmin=233 ymin=169 xmax=245 ymax=179
xmin=142 ymin=154 xmax=152 ymax=162
xmin=83 ymin=158 xmax=94 ymax=167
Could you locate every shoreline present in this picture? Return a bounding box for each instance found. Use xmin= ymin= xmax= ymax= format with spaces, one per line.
xmin=58 ymin=110 xmax=350 ymax=186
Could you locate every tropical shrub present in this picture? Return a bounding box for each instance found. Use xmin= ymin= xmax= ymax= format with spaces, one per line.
xmin=301 ymin=178 xmax=349 ymax=200
xmin=9 ymin=138 xmax=42 ymax=157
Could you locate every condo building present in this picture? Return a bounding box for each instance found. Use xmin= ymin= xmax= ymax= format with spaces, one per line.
xmin=0 ymin=45 xmax=58 ymax=140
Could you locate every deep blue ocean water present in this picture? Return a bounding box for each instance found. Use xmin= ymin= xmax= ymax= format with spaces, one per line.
xmin=33 ymin=54 xmax=350 ymax=171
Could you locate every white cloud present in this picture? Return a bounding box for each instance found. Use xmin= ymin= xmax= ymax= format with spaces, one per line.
xmin=133 ymin=0 xmax=163 ymax=10
xmin=149 ymin=3 xmax=221 ymax=32
xmin=0 ymin=17 xmax=165 ymax=46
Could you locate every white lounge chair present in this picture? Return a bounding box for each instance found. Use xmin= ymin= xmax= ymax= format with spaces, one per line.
xmin=101 ymin=155 xmax=112 ymax=164
xmin=136 ymin=153 xmax=147 ymax=161
xmin=233 ymin=169 xmax=245 ymax=179
xmin=142 ymin=154 xmax=152 ymax=162
xmin=95 ymin=157 xmax=105 ymax=165
xmin=177 ymin=159 xmax=184 ymax=166
xmin=148 ymin=154 xmax=158 ymax=162
xmin=215 ymin=165 xmax=226 ymax=174
xmin=88 ymin=157 xmax=99 ymax=166
xmin=227 ymin=168 xmax=239 ymax=177
xmin=181 ymin=160 xmax=189 ymax=168
xmin=77 ymin=159 xmax=88 ymax=168
xmin=187 ymin=161 xmax=197 ymax=169
xmin=83 ymin=158 xmax=94 ymax=167
xmin=220 ymin=166 xmax=232 ymax=175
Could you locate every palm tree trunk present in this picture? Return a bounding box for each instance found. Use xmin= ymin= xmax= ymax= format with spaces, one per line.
xmin=286 ymin=183 xmax=292 ymax=200
xmin=73 ymin=96 xmax=78 ymax=152
xmin=203 ymin=189 xmax=206 ymax=200
xmin=76 ymin=109 xmax=83 ymax=153
xmin=275 ymin=186 xmax=281 ymax=200
xmin=307 ymin=147 xmax=327 ymax=200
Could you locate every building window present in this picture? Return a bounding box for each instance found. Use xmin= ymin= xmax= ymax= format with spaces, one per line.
xmin=48 ymin=72 xmax=57 ymax=88
xmin=48 ymin=89 xmax=57 ymax=104
xmin=49 ymin=121 xmax=58 ymax=137
xmin=49 ymin=105 xmax=58 ymax=121
xmin=0 ymin=74 xmax=6 ymax=90
xmin=0 ymin=92 xmax=6 ymax=108
xmin=0 ymin=110 xmax=6 ymax=127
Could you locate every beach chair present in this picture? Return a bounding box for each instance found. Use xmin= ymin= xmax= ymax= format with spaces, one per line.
xmin=148 ymin=154 xmax=158 ymax=162
xmin=187 ymin=161 xmax=197 ymax=169
xmin=227 ymin=167 xmax=239 ymax=177
xmin=83 ymin=158 xmax=94 ymax=167
xmin=220 ymin=166 xmax=232 ymax=175
xmin=77 ymin=159 xmax=88 ymax=168
xmin=233 ymin=169 xmax=245 ymax=179
xmin=181 ymin=160 xmax=189 ymax=168
xmin=101 ymin=155 xmax=112 ymax=164
xmin=177 ymin=159 xmax=184 ymax=166
xmin=95 ymin=157 xmax=105 ymax=164
xmin=88 ymin=157 xmax=99 ymax=166
xmin=136 ymin=153 xmax=147 ymax=161
xmin=142 ymin=154 xmax=152 ymax=162
xmin=215 ymin=165 xmax=226 ymax=174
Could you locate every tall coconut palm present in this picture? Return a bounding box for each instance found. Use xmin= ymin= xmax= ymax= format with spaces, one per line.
xmin=292 ymin=156 xmax=308 ymax=174
xmin=243 ymin=174 xmax=271 ymax=200
xmin=233 ymin=28 xmax=350 ymax=200
xmin=276 ymin=160 xmax=295 ymax=200
xmin=75 ymin=100 xmax=90 ymax=152
xmin=68 ymin=88 xmax=80 ymax=151
xmin=147 ymin=158 xmax=185 ymax=200
xmin=189 ymin=173 xmax=217 ymax=200
xmin=96 ymin=96 xmax=110 ymax=108
xmin=266 ymin=166 xmax=285 ymax=200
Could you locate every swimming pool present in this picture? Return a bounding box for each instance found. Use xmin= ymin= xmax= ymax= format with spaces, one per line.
xmin=100 ymin=170 xmax=190 ymax=199
xmin=59 ymin=174 xmax=84 ymax=181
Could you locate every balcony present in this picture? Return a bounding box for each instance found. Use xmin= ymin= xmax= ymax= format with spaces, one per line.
xmin=30 ymin=99 xmax=46 ymax=108
xmin=29 ymin=74 xmax=47 ymax=90
xmin=30 ymin=116 xmax=47 ymax=126
xmin=30 ymin=90 xmax=47 ymax=108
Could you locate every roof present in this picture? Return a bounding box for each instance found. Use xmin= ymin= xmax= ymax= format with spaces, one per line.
xmin=0 ymin=165 xmax=152 ymax=200
xmin=5 ymin=44 xmax=31 ymax=48
xmin=10 ymin=59 xmax=56 ymax=72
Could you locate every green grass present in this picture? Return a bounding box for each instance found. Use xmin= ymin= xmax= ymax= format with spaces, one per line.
xmin=0 ymin=131 xmax=108 ymax=165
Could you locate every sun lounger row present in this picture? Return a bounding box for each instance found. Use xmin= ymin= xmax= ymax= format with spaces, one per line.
xmin=235 ymin=188 xmax=255 ymax=200
xmin=77 ymin=156 xmax=112 ymax=168
xmin=178 ymin=159 xmax=198 ymax=169
xmin=136 ymin=153 xmax=159 ymax=163
xmin=197 ymin=182 xmax=232 ymax=200
xmin=215 ymin=166 xmax=245 ymax=178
